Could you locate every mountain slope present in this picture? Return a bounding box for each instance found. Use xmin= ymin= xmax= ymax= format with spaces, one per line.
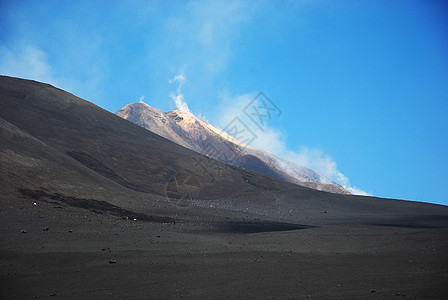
xmin=0 ymin=77 xmax=265 ymax=200
xmin=1 ymin=76 xmax=448 ymax=299
xmin=116 ymin=103 xmax=348 ymax=194
xmin=1 ymin=75 xmax=446 ymax=223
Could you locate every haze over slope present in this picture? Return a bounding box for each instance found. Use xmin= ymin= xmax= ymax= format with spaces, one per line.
xmin=117 ymin=102 xmax=348 ymax=194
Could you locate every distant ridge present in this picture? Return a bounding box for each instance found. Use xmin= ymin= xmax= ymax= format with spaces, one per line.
xmin=117 ymin=103 xmax=349 ymax=194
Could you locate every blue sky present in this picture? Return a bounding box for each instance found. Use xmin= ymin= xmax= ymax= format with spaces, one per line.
xmin=1 ymin=0 xmax=447 ymax=205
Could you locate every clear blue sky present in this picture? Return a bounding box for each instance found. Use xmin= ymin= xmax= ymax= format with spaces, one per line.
xmin=1 ymin=1 xmax=447 ymax=205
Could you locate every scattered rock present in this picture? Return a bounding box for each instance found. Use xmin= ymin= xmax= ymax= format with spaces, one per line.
xmin=43 ymin=227 xmax=49 ymax=231
xmin=68 ymin=230 xmax=73 ymax=233
xmin=21 ymin=230 xmax=27 ymax=234
xmin=371 ymin=290 xmax=376 ymax=293
xmin=109 ymin=259 xmax=117 ymax=264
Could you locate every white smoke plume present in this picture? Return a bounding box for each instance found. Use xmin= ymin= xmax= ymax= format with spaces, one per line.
xmin=284 ymin=147 xmax=370 ymax=195
xmin=215 ymin=92 xmax=371 ymax=196
xmin=139 ymin=96 xmax=145 ymax=104
xmin=168 ymin=74 xmax=192 ymax=115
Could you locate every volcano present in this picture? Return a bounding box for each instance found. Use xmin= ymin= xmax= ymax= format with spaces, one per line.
xmin=1 ymin=76 xmax=447 ymax=299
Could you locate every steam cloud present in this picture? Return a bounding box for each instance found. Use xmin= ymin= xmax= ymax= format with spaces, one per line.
xmin=0 ymin=45 xmax=59 ymax=88
xmin=284 ymin=147 xmax=370 ymax=195
xmin=216 ymin=92 xmax=370 ymax=196
xmin=169 ymin=75 xmax=192 ymax=115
